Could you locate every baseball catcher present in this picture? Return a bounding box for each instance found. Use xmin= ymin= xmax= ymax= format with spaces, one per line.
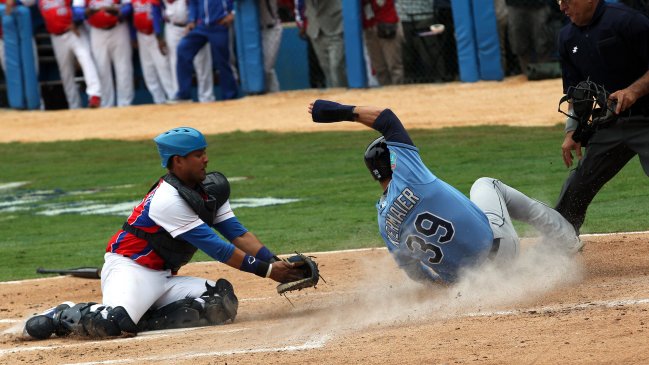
xmin=24 ymin=126 xmax=308 ymax=340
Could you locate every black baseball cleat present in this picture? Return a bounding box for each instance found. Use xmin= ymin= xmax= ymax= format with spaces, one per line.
xmin=24 ymin=315 xmax=56 ymax=340
xmin=23 ymin=302 xmax=74 ymax=340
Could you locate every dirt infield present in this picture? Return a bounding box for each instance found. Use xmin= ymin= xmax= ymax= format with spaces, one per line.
xmin=2 ymin=76 xmax=563 ymax=143
xmin=1 ymin=233 xmax=649 ymax=364
xmin=1 ymin=78 xmax=649 ymax=364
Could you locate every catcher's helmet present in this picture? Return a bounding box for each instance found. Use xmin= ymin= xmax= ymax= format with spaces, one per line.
xmin=364 ymin=136 xmax=392 ymax=181
xmin=154 ymin=127 xmax=207 ymax=168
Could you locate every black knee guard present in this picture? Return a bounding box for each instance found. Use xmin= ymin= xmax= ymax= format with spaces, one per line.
xmin=138 ymin=279 xmax=238 ymax=332
xmin=80 ymin=305 xmax=138 ymax=338
xmin=139 ymin=298 xmax=203 ymax=331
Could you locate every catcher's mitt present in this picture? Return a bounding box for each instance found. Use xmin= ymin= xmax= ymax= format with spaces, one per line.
xmin=276 ymin=253 xmax=319 ymax=294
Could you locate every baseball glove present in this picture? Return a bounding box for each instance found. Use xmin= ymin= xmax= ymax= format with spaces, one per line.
xmin=276 ymin=253 xmax=319 ymax=294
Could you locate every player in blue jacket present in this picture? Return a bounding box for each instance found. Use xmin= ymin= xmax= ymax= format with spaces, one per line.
xmin=310 ymin=99 xmax=582 ymax=284
xmin=172 ymin=0 xmax=238 ymax=101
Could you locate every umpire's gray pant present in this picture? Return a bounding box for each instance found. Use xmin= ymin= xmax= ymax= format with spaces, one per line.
xmin=470 ymin=177 xmax=579 ymax=264
xmin=556 ymin=118 xmax=649 ymax=231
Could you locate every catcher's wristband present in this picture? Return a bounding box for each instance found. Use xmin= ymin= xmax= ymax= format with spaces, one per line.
xmin=240 ymin=254 xmax=271 ymax=278
xmin=312 ymin=99 xmax=357 ymax=123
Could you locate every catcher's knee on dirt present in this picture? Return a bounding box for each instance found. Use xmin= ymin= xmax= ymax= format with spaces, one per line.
xmin=139 ymin=279 xmax=238 ymax=332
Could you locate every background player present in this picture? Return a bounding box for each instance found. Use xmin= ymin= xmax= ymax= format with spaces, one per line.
xmin=132 ymin=0 xmax=175 ymax=104
xmin=259 ymin=0 xmax=282 ymax=93
xmin=22 ymin=0 xmax=102 ymax=108
xmin=555 ymin=0 xmax=649 ymax=232
xmin=74 ymin=0 xmax=134 ymax=107
xmin=24 ymin=127 xmax=303 ymax=339
xmin=173 ymin=0 xmax=238 ymax=102
xmin=162 ymin=0 xmax=214 ymax=103
xmin=309 ymin=100 xmax=581 ymax=284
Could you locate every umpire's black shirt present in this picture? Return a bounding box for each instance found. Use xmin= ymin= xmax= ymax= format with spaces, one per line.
xmin=559 ymin=1 xmax=649 ymax=114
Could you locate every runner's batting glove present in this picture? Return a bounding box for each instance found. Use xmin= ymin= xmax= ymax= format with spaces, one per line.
xmin=312 ymin=100 xmax=357 ymax=123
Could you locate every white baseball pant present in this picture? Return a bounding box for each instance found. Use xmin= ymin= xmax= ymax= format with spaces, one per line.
xmin=50 ymin=27 xmax=101 ymax=109
xmin=101 ymin=252 xmax=213 ymax=324
xmin=469 ymin=177 xmax=580 ymax=263
xmin=0 ymin=38 xmax=5 ymax=73
xmin=136 ymin=32 xmax=175 ymax=104
xmin=261 ymin=23 xmax=282 ymax=93
xmin=89 ymin=22 xmax=134 ymax=107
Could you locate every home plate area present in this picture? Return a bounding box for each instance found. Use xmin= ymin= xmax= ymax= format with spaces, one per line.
xmin=1 ymin=233 xmax=649 ymax=365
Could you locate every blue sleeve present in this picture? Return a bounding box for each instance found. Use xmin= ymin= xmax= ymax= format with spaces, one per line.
xmin=188 ymin=0 xmax=198 ymax=23
xmin=152 ymin=4 xmax=163 ymax=36
xmin=213 ymin=217 xmax=249 ymax=242
xmin=371 ymin=109 xmax=414 ymax=146
xmin=73 ymin=6 xmax=86 ymax=22
xmin=120 ymin=3 xmax=132 ymax=17
xmin=120 ymin=2 xmax=132 ymax=17
xmin=226 ymin=0 xmax=233 ymax=12
xmin=178 ymin=223 xmax=236 ymax=263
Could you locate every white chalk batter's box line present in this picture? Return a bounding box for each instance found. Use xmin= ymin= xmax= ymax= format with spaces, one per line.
xmin=62 ymin=336 xmax=332 ymax=365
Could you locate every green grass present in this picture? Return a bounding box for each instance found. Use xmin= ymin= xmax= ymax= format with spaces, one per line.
xmin=0 ymin=126 xmax=646 ymax=281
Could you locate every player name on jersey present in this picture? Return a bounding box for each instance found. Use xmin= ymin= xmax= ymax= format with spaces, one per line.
xmin=385 ymin=187 xmax=420 ymax=246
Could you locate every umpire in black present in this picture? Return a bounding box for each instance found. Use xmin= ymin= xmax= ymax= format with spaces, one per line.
xmin=556 ymin=0 xmax=649 ymax=232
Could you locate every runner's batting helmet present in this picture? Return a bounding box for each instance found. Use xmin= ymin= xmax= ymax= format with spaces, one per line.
xmin=364 ymin=136 xmax=392 ymax=181
xmin=154 ymin=127 xmax=207 ymax=168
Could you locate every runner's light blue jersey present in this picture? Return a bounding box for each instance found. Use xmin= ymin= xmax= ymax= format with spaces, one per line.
xmin=376 ymin=141 xmax=494 ymax=283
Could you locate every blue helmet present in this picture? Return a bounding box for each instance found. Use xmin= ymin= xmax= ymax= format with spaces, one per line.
xmin=154 ymin=127 xmax=207 ymax=167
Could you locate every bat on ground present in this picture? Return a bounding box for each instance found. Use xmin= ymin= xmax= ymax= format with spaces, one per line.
xmin=36 ymin=266 xmax=101 ymax=279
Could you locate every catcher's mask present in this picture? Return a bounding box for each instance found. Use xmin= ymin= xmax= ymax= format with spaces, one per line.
xmin=364 ymin=136 xmax=392 ymax=182
xmin=558 ymin=79 xmax=617 ymax=126
xmin=154 ymin=127 xmax=207 ymax=168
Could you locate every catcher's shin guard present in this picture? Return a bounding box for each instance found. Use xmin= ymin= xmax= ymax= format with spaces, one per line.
xmin=137 ymin=279 xmax=238 ymax=332
xmin=138 ymin=298 xmax=203 ymax=331
xmin=81 ymin=305 xmax=138 ymax=337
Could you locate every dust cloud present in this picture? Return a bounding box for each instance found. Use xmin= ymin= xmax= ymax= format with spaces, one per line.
xmin=263 ymin=239 xmax=583 ymax=343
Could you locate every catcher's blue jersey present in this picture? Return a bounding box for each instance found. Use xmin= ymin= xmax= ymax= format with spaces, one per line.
xmin=376 ymin=141 xmax=494 ymax=283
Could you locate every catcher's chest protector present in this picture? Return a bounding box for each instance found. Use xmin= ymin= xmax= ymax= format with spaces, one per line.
xmin=123 ymin=172 xmax=231 ymax=272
